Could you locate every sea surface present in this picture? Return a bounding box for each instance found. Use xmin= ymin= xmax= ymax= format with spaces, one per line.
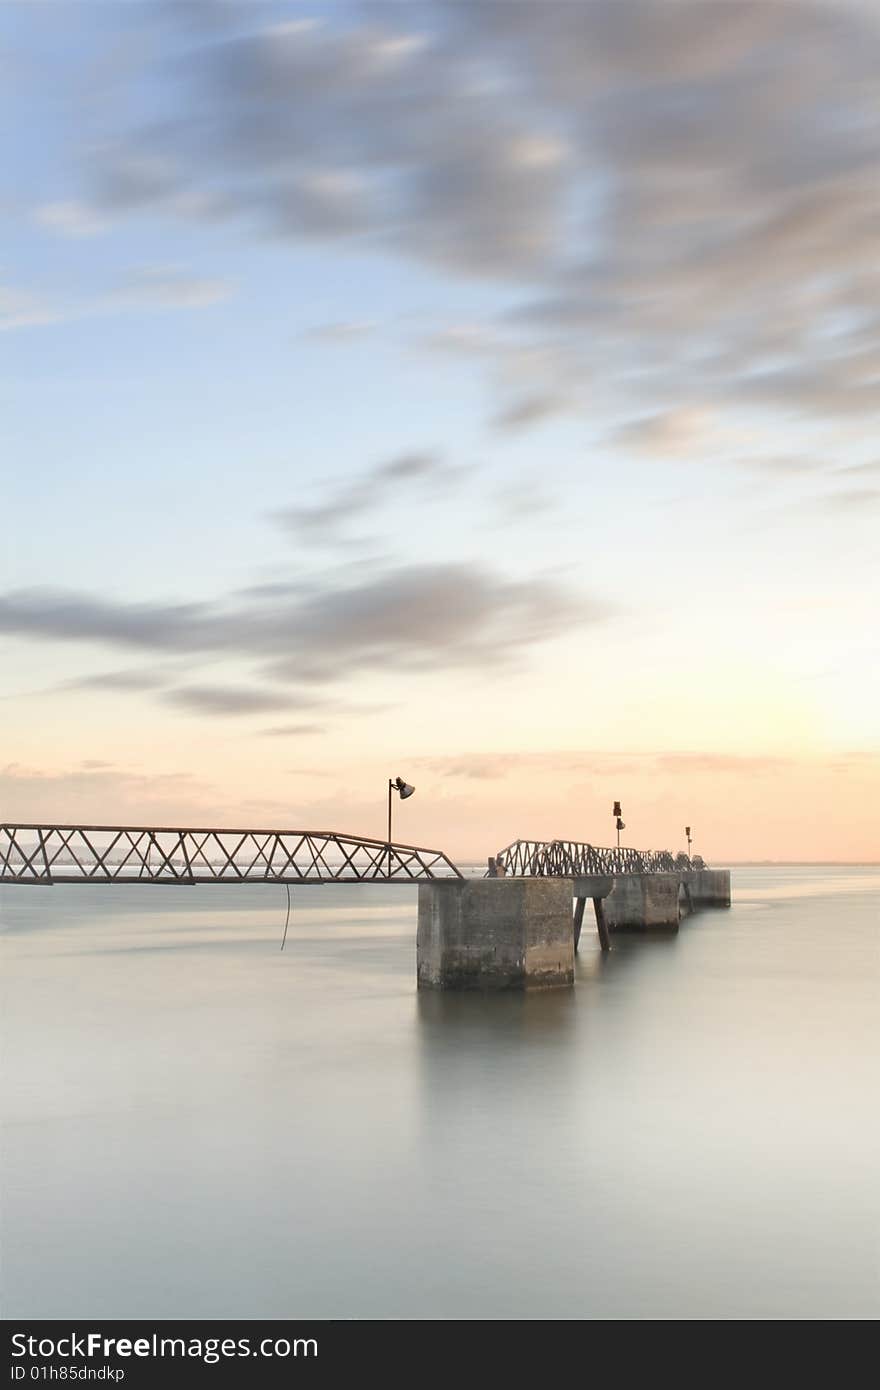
xmin=1 ymin=865 xmax=878 ymax=1320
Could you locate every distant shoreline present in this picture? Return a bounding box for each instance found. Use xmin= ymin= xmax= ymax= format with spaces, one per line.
xmin=721 ymin=861 xmax=880 ymax=867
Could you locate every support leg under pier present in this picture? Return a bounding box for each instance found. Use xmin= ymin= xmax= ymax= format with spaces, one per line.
xmin=573 ymin=895 xmax=587 ymax=953
xmin=593 ymin=897 xmax=611 ymax=952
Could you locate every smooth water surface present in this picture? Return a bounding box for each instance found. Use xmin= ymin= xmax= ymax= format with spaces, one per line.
xmin=2 ymin=865 xmax=878 ymax=1319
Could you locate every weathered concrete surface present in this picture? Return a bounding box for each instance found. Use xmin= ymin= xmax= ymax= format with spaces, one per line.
xmin=683 ymin=868 xmax=731 ymax=911
xmin=603 ymin=872 xmax=681 ymax=931
xmin=417 ymin=877 xmax=574 ymax=990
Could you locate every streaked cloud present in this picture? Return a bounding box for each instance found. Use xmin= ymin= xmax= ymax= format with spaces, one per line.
xmin=0 ymin=761 xmax=217 ymax=824
xmin=0 ymin=267 xmax=232 ymax=333
xmin=819 ymin=487 xmax=880 ymax=511
xmin=105 ymin=265 xmax=232 ymax=310
xmin=414 ymin=749 xmax=800 ymax=783
xmin=67 ymin=669 xmax=169 ymax=692
xmin=160 ymin=685 xmax=311 ymax=717
xmin=0 ymin=557 xmax=604 ymax=711
xmin=835 ymin=459 xmax=880 ymax=478
xmin=736 ymin=456 xmax=828 ymax=476
xmin=0 ymin=285 xmax=58 ymax=332
xmin=492 ymin=393 xmax=571 ymax=433
xmin=610 ymin=408 xmax=716 ymax=458
xmin=33 ymin=200 xmax=106 ymax=238
xmin=272 ymin=451 xmax=458 ymax=543
xmin=258 ymin=724 xmax=327 ymax=738
xmin=305 ymin=320 xmax=378 ymax=342
xmin=39 ymin=0 xmax=875 ymax=434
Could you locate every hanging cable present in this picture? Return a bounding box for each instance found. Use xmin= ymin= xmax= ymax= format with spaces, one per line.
xmin=280 ymin=882 xmax=291 ymax=951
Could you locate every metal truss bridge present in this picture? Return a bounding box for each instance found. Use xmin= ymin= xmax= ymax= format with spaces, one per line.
xmin=0 ymin=823 xmax=462 ymax=886
xmin=490 ymin=839 xmax=705 ymax=877
xmin=0 ymin=824 xmax=703 ymax=888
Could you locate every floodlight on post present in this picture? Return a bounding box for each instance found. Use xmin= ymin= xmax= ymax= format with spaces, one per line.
xmin=613 ymin=801 xmax=624 ymax=851
xmin=387 ymin=776 xmax=416 ymax=876
xmin=686 ymin=825 xmax=693 ymax=858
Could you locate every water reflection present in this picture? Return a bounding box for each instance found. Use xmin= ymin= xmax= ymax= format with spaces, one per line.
xmin=2 ymin=870 xmax=878 ymax=1319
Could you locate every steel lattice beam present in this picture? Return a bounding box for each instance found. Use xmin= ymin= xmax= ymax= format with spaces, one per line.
xmin=0 ymin=824 xmax=463 ymax=885
xmin=490 ymin=839 xmax=706 ymax=877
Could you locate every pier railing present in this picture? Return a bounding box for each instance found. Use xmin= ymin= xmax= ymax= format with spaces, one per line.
xmin=0 ymin=823 xmax=463 ymax=885
xmin=489 ymin=839 xmax=705 ymax=877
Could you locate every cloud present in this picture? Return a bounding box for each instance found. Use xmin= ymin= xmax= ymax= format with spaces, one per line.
xmin=262 ymin=563 xmax=596 ymax=682
xmin=610 ymin=408 xmax=715 ymax=457
xmin=0 ymin=590 xmax=210 ymax=649
xmin=736 ymin=456 xmax=828 ymax=476
xmin=160 ymin=685 xmax=312 ymax=716
xmin=0 ymin=760 xmax=217 ymax=824
xmin=67 ymin=669 xmax=169 ymax=692
xmin=0 ymin=267 xmax=232 ymax=334
xmin=374 ymin=452 xmax=441 ymax=482
xmin=0 ymin=285 xmax=58 ymax=332
xmin=416 ymin=321 xmax=585 ymax=432
xmin=95 ymin=149 xmax=182 ymax=211
xmin=33 ymin=200 xmax=106 ymax=238
xmin=651 ymin=752 xmax=793 ymax=774
xmin=820 ymin=487 xmax=880 ymax=511
xmin=271 ymin=451 xmax=454 ymax=542
xmin=491 ymin=482 xmax=557 ymax=522
xmin=106 ymin=265 xmax=232 ymax=310
xmin=0 ymin=559 xmax=602 ymax=704
xmin=258 ymin=724 xmax=326 ymax=738
xmin=272 ymin=168 xmax=373 ymax=237
xmin=835 ymin=459 xmax=880 ymax=478
xmin=305 ymin=320 xmax=377 ymax=341
xmin=26 ymin=2 xmax=879 ymax=432
xmin=415 ymin=749 xmax=799 ymax=782
xmin=492 ymin=393 xmax=571 ymax=432
xmin=419 ymin=324 xmax=506 ymax=357
xmin=78 ymin=15 xmax=571 ymax=279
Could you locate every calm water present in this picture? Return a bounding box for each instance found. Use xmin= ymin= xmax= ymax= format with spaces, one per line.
xmin=1 ymin=865 xmax=878 ymax=1320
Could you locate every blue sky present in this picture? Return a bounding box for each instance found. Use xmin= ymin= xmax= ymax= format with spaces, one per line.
xmin=2 ymin=2 xmax=878 ymax=859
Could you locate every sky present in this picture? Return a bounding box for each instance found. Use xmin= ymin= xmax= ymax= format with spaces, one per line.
xmin=1 ymin=0 xmax=878 ymax=862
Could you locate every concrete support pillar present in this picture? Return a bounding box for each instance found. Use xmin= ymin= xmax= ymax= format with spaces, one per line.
xmin=571 ymin=877 xmax=613 ymax=952
xmin=572 ymin=896 xmax=587 ymax=952
xmin=603 ymin=872 xmax=681 ymax=931
xmin=593 ymin=896 xmax=611 ymax=951
xmin=417 ymin=878 xmax=574 ymax=990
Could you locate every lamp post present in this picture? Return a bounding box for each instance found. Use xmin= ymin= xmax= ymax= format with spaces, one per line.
xmin=612 ymin=801 xmax=625 ymax=852
xmin=387 ymin=775 xmax=415 ymax=876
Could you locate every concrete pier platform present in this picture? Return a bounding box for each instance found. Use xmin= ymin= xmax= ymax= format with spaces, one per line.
xmin=417 ymin=877 xmax=575 ymax=990
xmin=684 ymin=868 xmax=731 ymax=910
xmin=418 ymin=868 xmax=731 ymax=989
xmin=602 ymin=872 xmax=682 ymax=931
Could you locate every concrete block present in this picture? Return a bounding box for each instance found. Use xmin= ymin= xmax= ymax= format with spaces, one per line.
xmin=417 ymin=877 xmax=574 ymax=990
xmin=603 ymin=872 xmax=681 ymax=931
xmin=687 ymin=868 xmax=731 ymax=909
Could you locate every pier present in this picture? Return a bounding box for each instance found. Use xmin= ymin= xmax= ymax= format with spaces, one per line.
xmin=0 ymin=821 xmax=730 ymax=990
xmin=417 ymin=837 xmax=731 ymax=989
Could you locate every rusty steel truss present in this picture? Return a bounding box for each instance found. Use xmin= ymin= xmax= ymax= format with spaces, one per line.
xmin=491 ymin=839 xmax=705 ymax=877
xmin=0 ymin=823 xmax=463 ymax=885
